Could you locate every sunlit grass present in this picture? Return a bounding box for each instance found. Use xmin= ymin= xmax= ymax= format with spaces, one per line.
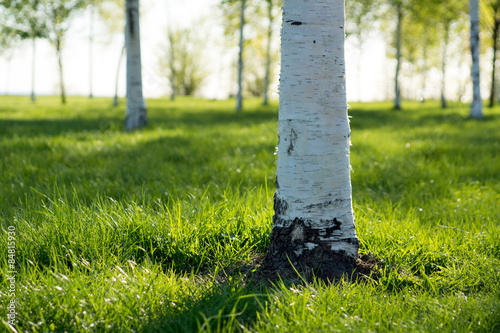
xmin=1 ymin=96 xmax=499 ymax=332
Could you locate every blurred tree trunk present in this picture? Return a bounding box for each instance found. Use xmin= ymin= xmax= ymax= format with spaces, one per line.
xmin=125 ymin=0 xmax=148 ymax=130
xmin=394 ymin=2 xmax=402 ymax=110
xmin=113 ymin=44 xmax=125 ymax=107
xmin=489 ymin=10 xmax=500 ymax=108
xmin=31 ymin=37 xmax=36 ymax=102
xmin=55 ymin=36 xmax=66 ymax=104
xmin=262 ymin=0 xmax=273 ymax=106
xmin=89 ymin=4 xmax=94 ymax=98
xmin=264 ymin=0 xmax=359 ymax=274
xmin=470 ymin=0 xmax=483 ymax=119
xmin=168 ymin=29 xmax=176 ymax=101
xmin=236 ymin=0 xmax=245 ymax=112
xmin=440 ymin=26 xmax=449 ymax=109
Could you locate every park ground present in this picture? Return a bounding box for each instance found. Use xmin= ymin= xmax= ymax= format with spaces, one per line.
xmin=0 ymin=96 xmax=499 ymax=332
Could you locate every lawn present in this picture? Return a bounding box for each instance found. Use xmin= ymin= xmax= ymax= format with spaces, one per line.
xmin=1 ymin=96 xmax=499 ymax=332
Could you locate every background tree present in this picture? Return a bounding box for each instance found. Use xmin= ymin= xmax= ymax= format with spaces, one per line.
xmin=264 ymin=0 xmax=359 ymax=275
xmin=124 ymin=0 xmax=147 ymax=130
xmin=157 ymin=25 xmax=209 ymax=98
xmin=261 ymin=0 xmax=281 ymax=105
xmin=0 ymin=0 xmax=47 ymax=102
xmin=220 ymin=0 xmax=251 ymax=111
xmin=470 ymin=0 xmax=484 ymax=118
xmin=345 ymin=0 xmax=375 ymax=101
xmin=96 ymin=0 xmax=126 ymax=106
xmin=387 ymin=0 xmax=406 ymax=110
xmin=43 ymin=0 xmax=86 ymax=104
xmin=481 ymin=0 xmax=500 ymax=107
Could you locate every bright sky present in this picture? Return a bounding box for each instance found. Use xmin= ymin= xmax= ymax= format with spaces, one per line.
xmin=0 ymin=0 xmax=389 ymax=102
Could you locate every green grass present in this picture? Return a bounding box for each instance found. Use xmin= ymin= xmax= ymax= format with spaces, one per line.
xmin=1 ymin=96 xmax=499 ymax=332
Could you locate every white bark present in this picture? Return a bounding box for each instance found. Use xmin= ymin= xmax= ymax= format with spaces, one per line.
xmin=113 ymin=44 xmax=125 ymax=107
xmin=89 ymin=5 xmax=94 ymax=98
xmin=263 ymin=0 xmax=273 ymax=106
xmin=125 ymin=0 xmax=147 ymax=130
xmin=31 ymin=38 xmax=36 ymax=102
xmin=266 ymin=0 xmax=359 ymax=267
xmin=394 ymin=3 xmax=402 ymax=110
xmin=440 ymin=28 xmax=449 ymax=109
xmin=236 ymin=0 xmax=245 ymax=112
xmin=470 ymin=0 xmax=483 ymax=119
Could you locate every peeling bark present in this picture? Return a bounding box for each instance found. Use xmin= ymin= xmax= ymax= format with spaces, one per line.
xmin=264 ymin=0 xmax=359 ymax=273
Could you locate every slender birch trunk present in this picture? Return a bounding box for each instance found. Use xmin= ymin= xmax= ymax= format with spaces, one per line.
xmin=421 ymin=42 xmax=427 ymax=103
xmin=31 ymin=37 xmax=36 ymax=103
xmin=168 ymin=30 xmax=176 ymax=101
xmin=440 ymin=27 xmax=449 ymax=109
xmin=56 ymin=37 xmax=66 ymax=104
xmin=113 ymin=44 xmax=125 ymax=107
xmin=236 ymin=0 xmax=245 ymax=112
xmin=394 ymin=2 xmax=402 ymax=110
xmin=264 ymin=0 xmax=359 ymax=273
xmin=125 ymin=0 xmax=148 ymax=130
xmin=470 ymin=0 xmax=483 ymax=119
xmin=489 ymin=15 xmax=499 ymax=108
xmin=262 ymin=0 xmax=273 ymax=106
xmin=89 ymin=5 xmax=94 ymax=98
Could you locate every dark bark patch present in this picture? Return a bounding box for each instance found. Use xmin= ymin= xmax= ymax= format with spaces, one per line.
xmin=325 ymin=219 xmax=342 ymax=235
xmin=262 ymin=218 xmax=360 ymax=281
xmin=273 ymin=194 xmax=288 ymax=216
xmin=287 ymin=129 xmax=297 ymax=156
xmin=286 ymin=20 xmax=303 ymax=26
xmin=127 ymin=8 xmax=136 ymax=37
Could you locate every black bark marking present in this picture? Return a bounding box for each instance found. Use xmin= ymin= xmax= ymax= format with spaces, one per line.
xmin=273 ymin=194 xmax=288 ymax=216
xmin=127 ymin=8 xmax=136 ymax=37
xmin=304 ymin=199 xmax=346 ymax=212
xmin=263 ymin=217 xmax=358 ymax=275
xmin=287 ymin=129 xmax=297 ymax=156
xmin=325 ymin=218 xmax=342 ymax=236
xmin=275 ymin=176 xmax=279 ymax=189
xmin=290 ymin=21 xmax=302 ymax=25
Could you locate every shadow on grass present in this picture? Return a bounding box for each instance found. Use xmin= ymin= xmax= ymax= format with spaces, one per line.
xmin=0 ymin=107 xmax=278 ymax=138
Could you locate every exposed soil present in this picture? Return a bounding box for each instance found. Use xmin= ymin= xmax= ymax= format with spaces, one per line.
xmin=250 ymin=252 xmax=380 ymax=286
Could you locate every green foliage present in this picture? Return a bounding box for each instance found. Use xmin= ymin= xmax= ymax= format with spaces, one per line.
xmin=1 ymin=97 xmax=499 ymax=332
xmin=219 ymin=0 xmax=281 ymax=98
xmin=158 ymin=25 xmax=210 ymax=97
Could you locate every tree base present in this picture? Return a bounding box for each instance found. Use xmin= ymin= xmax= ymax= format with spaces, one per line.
xmin=125 ymin=107 xmax=148 ymax=131
xmin=256 ymin=252 xmax=377 ymax=285
xmin=262 ymin=219 xmax=362 ymax=282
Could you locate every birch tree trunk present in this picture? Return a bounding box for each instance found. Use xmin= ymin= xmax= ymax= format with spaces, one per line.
xmin=125 ymin=0 xmax=148 ymax=130
xmin=89 ymin=4 xmax=94 ymax=99
xmin=56 ymin=37 xmax=66 ymax=104
xmin=31 ymin=37 xmax=36 ymax=103
xmin=262 ymin=0 xmax=273 ymax=106
xmin=264 ymin=0 xmax=359 ymax=274
xmin=394 ymin=2 xmax=402 ymax=110
xmin=113 ymin=44 xmax=125 ymax=107
xmin=236 ymin=0 xmax=245 ymax=112
xmin=440 ymin=27 xmax=449 ymax=109
xmin=168 ymin=29 xmax=176 ymax=101
xmin=470 ymin=0 xmax=483 ymax=119
xmin=489 ymin=15 xmax=499 ymax=108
